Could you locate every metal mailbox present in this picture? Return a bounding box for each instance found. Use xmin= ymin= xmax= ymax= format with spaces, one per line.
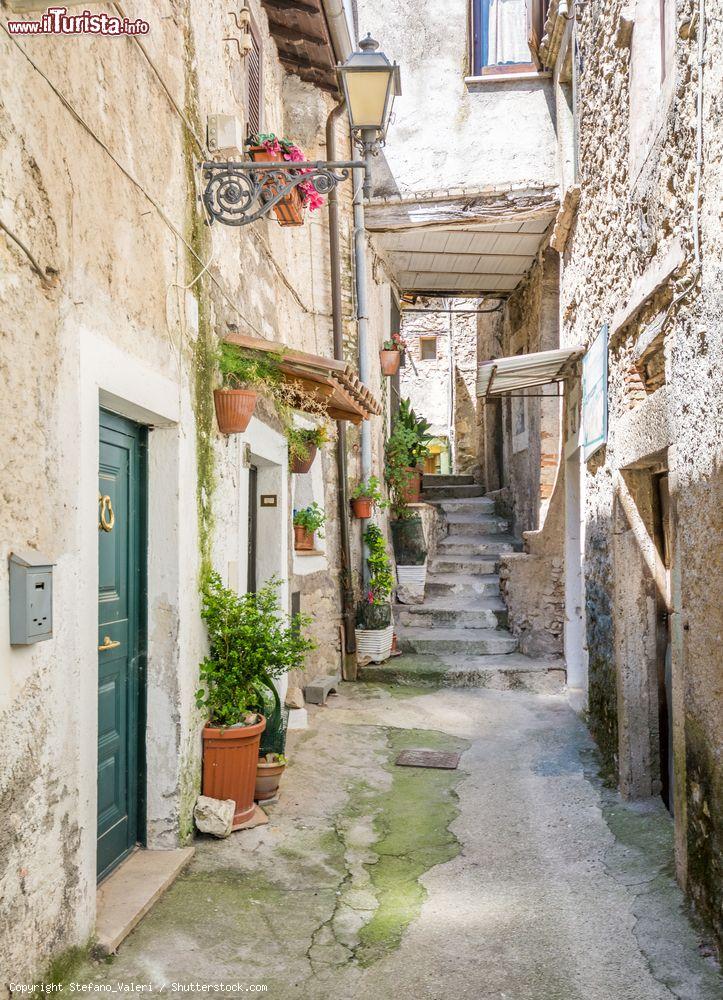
xmin=9 ymin=550 xmax=54 ymax=645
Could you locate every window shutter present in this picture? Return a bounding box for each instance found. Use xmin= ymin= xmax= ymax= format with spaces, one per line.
xmin=246 ymin=22 xmax=262 ymax=136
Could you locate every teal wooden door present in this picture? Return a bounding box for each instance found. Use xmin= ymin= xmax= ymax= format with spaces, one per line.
xmin=97 ymin=410 xmax=147 ymax=882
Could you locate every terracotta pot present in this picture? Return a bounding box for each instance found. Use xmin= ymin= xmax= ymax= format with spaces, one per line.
xmin=294 ymin=524 xmax=315 ymax=551
xmin=399 ymin=467 xmax=422 ymax=503
xmin=214 ymin=388 xmax=257 ymax=434
xmin=351 ymin=497 xmax=373 ymax=519
xmin=248 ymin=145 xmax=305 ymax=227
xmin=255 ymin=759 xmax=287 ymax=802
xmin=380 ymin=348 xmax=402 ymax=376
xmin=202 ymin=716 xmax=266 ymax=829
xmin=290 ymin=444 xmax=317 ymax=475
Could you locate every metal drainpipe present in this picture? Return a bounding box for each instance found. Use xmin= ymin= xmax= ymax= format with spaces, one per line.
xmin=353 ymin=153 xmax=373 ymax=609
xmin=326 ymin=99 xmax=357 ymax=668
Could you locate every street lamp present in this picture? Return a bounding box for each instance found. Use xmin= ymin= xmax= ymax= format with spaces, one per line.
xmin=337 ymin=34 xmax=402 ymax=198
xmin=200 ymin=33 xmax=400 ymax=226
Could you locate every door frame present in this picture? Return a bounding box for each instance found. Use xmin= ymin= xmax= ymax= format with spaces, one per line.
xmin=98 ymin=408 xmax=148 ymax=881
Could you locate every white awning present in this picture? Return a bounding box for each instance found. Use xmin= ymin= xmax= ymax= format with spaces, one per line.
xmin=477 ymin=346 xmax=584 ymax=397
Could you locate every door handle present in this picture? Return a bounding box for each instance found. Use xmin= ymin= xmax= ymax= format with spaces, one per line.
xmin=98 ymin=636 xmax=121 ymax=651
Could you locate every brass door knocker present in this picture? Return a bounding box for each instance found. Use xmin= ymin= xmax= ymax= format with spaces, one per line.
xmin=98 ymin=492 xmax=115 ymax=532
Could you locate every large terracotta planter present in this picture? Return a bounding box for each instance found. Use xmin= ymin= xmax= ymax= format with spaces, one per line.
xmin=290 ymin=444 xmax=317 ymax=475
xmin=255 ymin=759 xmax=287 ymax=802
xmin=248 ymin=145 xmax=304 ymax=227
xmin=380 ymin=349 xmax=402 ymax=376
xmin=400 ymin=466 xmax=422 ymax=503
xmin=351 ymin=497 xmax=373 ymax=519
xmin=202 ymin=716 xmax=266 ymax=829
xmin=214 ymin=388 xmax=257 ymax=434
xmin=294 ymin=524 xmax=315 ymax=551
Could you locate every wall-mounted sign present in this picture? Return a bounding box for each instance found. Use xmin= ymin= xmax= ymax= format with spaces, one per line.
xmin=582 ymin=324 xmax=609 ymax=461
xmin=260 ymin=494 xmax=278 ymax=507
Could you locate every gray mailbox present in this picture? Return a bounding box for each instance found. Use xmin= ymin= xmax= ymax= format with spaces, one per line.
xmin=9 ymin=550 xmax=54 ymax=645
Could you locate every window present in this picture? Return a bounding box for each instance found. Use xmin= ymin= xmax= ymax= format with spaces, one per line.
xmin=245 ymin=16 xmax=262 ymax=136
xmin=471 ymin=0 xmax=547 ymax=76
xmin=420 ymin=336 xmax=437 ymax=361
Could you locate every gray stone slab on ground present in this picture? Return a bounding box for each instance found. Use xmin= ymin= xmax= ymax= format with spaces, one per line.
xmin=95 ymin=848 xmax=194 ymax=954
xmin=304 ymin=672 xmax=342 ymax=705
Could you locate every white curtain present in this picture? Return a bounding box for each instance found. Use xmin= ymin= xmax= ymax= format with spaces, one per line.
xmin=487 ymin=0 xmax=530 ymax=66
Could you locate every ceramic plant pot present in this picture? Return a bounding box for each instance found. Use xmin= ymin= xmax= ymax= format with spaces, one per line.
xmin=380 ymin=349 xmax=402 ymax=375
xmin=290 ymin=444 xmax=317 ymax=475
xmin=202 ymin=716 xmax=266 ymax=829
xmin=214 ymin=388 xmax=257 ymax=434
xmin=399 ymin=467 xmax=422 ymax=503
xmin=255 ymin=759 xmax=287 ymax=802
xmin=351 ymin=497 xmax=373 ymax=519
xmin=355 ymin=625 xmax=394 ymax=664
xmin=248 ymin=145 xmax=304 ymax=226
xmin=294 ymin=525 xmax=315 ymax=551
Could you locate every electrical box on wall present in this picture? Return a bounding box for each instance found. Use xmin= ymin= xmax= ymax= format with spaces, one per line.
xmin=207 ymin=114 xmax=243 ymax=157
xmin=8 ymin=550 xmax=54 ymax=645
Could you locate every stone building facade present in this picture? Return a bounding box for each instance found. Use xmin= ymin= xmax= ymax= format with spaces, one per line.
xmin=0 ymin=0 xmax=397 ymax=985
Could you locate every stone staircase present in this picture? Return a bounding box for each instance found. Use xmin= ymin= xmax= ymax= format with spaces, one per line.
xmin=360 ymin=475 xmax=566 ymax=693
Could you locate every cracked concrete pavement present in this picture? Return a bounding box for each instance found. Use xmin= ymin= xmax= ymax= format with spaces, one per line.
xmin=74 ymin=683 xmax=721 ymax=999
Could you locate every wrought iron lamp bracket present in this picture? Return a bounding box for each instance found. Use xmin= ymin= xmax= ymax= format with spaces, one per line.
xmin=199 ymin=159 xmax=365 ymax=227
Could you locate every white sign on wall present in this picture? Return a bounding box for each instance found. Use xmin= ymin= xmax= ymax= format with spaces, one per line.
xmin=582 ymin=324 xmax=609 ymax=461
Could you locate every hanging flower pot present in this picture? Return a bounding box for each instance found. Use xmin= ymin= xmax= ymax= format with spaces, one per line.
xmin=214 ymin=388 xmax=258 ymax=434
xmin=202 ymin=715 xmax=266 ymax=829
xmin=351 ymin=496 xmax=373 ymax=519
xmin=380 ymin=348 xmax=401 ymax=376
xmin=294 ymin=525 xmax=315 ymax=551
xmin=248 ymin=145 xmax=305 ymax=226
xmin=290 ymin=444 xmax=317 ymax=475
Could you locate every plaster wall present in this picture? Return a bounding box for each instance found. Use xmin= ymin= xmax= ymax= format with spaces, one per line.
xmin=0 ymin=0 xmax=393 ymax=984
xmin=354 ymin=0 xmax=557 ymax=197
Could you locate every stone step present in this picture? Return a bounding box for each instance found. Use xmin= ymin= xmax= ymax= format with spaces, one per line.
xmin=429 ymin=554 xmax=499 ymax=575
xmin=429 ymin=496 xmax=496 ymax=514
xmin=360 ymin=652 xmax=566 ymax=693
xmin=425 ymin=573 xmax=500 ymax=598
xmin=422 ymin=474 xmax=476 ymax=487
xmin=394 ymin=601 xmax=507 ymax=630
xmin=446 ymin=515 xmax=510 ymax=536
xmin=437 ymin=535 xmax=518 ymax=556
xmin=395 ymin=625 xmax=518 ymax=656
xmin=422 ymin=485 xmax=486 ymax=500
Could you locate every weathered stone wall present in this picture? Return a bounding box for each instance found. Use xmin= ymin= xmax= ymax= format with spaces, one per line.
xmin=0 ymin=0 xmax=393 ymax=985
xmin=555 ymin=0 xmax=723 ymax=948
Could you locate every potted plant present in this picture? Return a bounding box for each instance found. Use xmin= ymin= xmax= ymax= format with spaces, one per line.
xmin=255 ymin=680 xmax=289 ymax=802
xmin=247 ymin=133 xmax=325 ymax=227
xmin=384 ymin=398 xmax=433 ymax=504
xmin=349 ymin=475 xmax=389 ymax=519
xmin=256 ymin=753 xmax=287 ymax=802
xmin=287 ymin=425 xmax=328 ymax=474
xmin=196 ymin=574 xmax=313 ymax=829
xmin=293 ymin=502 xmax=326 ymax=551
xmin=214 ymin=343 xmax=282 ymax=435
xmin=355 ymin=524 xmax=395 ymax=663
xmin=380 ymin=332 xmax=404 ymax=376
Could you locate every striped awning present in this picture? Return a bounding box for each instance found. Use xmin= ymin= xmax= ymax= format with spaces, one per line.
xmin=224 ymin=332 xmax=381 ymax=424
xmin=477 ymin=346 xmax=584 ymax=397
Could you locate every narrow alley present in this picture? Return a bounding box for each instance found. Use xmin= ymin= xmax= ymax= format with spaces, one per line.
xmin=72 ymin=682 xmax=720 ymax=1000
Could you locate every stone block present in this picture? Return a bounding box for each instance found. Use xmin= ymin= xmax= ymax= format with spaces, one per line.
xmin=304 ymin=672 xmax=341 ymax=705
xmin=194 ymin=796 xmax=235 ymax=838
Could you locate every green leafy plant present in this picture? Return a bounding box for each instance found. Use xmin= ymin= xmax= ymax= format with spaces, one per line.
xmin=287 ymin=424 xmax=329 ymax=463
xmin=196 ymin=573 xmax=314 ymax=728
xmin=218 ymin=342 xmax=283 ymax=390
xmin=363 ymin=523 xmax=394 ymax=605
xmin=350 ymin=475 xmax=389 ymax=509
xmin=385 ymin=399 xmax=433 ymax=518
xmin=293 ymin=502 xmax=327 ymax=537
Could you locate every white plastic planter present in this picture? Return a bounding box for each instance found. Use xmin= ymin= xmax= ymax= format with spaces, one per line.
xmin=355 ymin=624 xmax=394 ymax=664
xmin=395 ymin=562 xmax=427 ymax=604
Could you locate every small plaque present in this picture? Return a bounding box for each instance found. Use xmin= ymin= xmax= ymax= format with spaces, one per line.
xmin=395 ymin=749 xmax=460 ymax=770
xmin=260 ymin=494 xmax=277 ymax=507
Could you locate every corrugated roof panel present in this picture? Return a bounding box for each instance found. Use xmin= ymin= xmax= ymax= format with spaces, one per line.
xmin=477 ymin=347 xmax=585 ymax=396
